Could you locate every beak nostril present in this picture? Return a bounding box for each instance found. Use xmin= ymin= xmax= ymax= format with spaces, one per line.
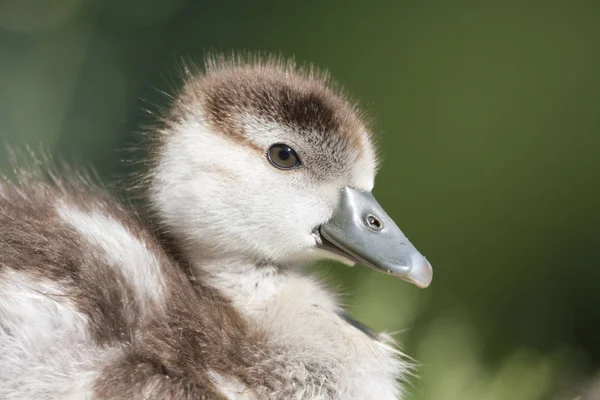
xmin=365 ymin=214 xmax=383 ymax=231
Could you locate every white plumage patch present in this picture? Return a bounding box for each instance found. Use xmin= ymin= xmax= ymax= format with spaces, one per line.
xmin=152 ymin=116 xmax=337 ymax=265
xmin=56 ymin=202 xmax=167 ymax=310
xmin=0 ymin=269 xmax=117 ymax=400
xmin=207 ymin=370 xmax=256 ymax=400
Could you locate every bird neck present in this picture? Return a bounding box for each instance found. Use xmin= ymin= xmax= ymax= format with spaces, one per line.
xmin=191 ymin=256 xmax=294 ymax=320
xmin=190 ymin=254 xmax=339 ymax=324
xmin=187 ymin=255 xmax=406 ymax=400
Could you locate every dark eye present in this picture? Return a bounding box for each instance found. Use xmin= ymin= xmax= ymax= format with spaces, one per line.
xmin=267 ymin=144 xmax=302 ymax=170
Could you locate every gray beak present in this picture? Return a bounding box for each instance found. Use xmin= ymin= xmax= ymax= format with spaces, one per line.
xmin=319 ymin=187 xmax=433 ymax=288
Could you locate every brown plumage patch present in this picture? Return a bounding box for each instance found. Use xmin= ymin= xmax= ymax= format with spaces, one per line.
xmin=162 ymin=55 xmax=374 ymax=169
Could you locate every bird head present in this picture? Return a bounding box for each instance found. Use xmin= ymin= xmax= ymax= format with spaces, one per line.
xmin=148 ymin=55 xmax=432 ymax=288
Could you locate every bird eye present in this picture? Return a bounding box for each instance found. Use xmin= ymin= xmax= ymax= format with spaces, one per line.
xmin=267 ymin=144 xmax=302 ymax=170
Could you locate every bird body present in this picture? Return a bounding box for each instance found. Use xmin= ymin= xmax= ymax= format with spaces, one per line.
xmin=0 ymin=55 xmax=432 ymax=399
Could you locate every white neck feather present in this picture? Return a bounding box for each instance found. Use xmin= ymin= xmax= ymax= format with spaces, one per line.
xmin=200 ymin=257 xmax=301 ymax=321
xmin=195 ymin=255 xmax=341 ymax=325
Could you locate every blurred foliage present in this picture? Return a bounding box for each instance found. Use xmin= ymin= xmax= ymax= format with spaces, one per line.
xmin=1 ymin=0 xmax=599 ymax=398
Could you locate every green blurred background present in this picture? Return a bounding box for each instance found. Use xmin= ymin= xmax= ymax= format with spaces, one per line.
xmin=1 ymin=0 xmax=599 ymax=398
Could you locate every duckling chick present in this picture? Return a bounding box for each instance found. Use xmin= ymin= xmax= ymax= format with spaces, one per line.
xmin=146 ymin=55 xmax=433 ymax=398
xmin=0 ymin=55 xmax=433 ymax=400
